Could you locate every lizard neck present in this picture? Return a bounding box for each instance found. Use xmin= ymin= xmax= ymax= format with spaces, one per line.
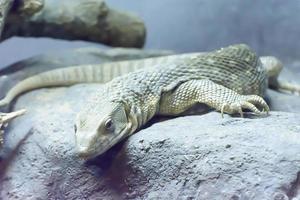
xmin=126 ymin=102 xmax=158 ymax=135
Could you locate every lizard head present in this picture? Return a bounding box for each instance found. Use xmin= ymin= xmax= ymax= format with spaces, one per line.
xmin=74 ymin=100 xmax=132 ymax=159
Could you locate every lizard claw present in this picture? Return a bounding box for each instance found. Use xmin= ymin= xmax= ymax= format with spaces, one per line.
xmin=244 ymin=95 xmax=270 ymax=114
xmin=0 ymin=109 xmax=26 ymax=145
xmin=221 ymin=104 xmax=244 ymax=118
xmin=220 ymin=95 xmax=269 ymax=117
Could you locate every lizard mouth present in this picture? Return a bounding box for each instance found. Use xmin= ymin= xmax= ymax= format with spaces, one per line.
xmin=78 ymin=125 xmax=130 ymax=160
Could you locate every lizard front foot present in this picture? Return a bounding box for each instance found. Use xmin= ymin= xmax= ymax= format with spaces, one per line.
xmin=0 ymin=109 xmax=26 ymax=145
xmin=221 ymin=95 xmax=269 ymax=118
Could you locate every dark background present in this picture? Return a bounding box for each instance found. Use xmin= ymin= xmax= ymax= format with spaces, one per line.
xmin=1 ymin=0 xmax=300 ymax=68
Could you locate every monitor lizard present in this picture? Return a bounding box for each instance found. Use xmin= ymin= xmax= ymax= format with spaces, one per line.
xmin=0 ymin=44 xmax=299 ymax=159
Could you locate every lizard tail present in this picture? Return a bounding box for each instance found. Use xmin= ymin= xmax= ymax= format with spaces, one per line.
xmin=0 ymin=53 xmax=200 ymax=108
xmin=0 ymin=99 xmax=9 ymax=107
xmin=273 ymin=80 xmax=300 ymax=95
xmin=0 ymin=65 xmax=100 ymax=107
xmin=0 ymin=66 xmax=85 ymax=107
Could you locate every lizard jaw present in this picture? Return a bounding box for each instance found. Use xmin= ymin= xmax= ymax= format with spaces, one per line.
xmin=77 ymin=125 xmax=131 ymax=160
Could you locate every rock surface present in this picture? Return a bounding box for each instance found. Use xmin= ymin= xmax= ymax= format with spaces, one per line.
xmin=0 ymin=49 xmax=300 ymax=199
xmin=0 ymin=84 xmax=300 ymax=199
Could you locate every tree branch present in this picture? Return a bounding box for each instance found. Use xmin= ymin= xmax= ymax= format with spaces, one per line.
xmin=2 ymin=0 xmax=146 ymax=48
xmin=0 ymin=0 xmax=13 ymax=39
xmin=12 ymin=0 xmax=44 ymax=16
xmin=0 ymin=0 xmax=44 ymax=40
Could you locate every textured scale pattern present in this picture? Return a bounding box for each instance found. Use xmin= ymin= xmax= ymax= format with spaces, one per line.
xmin=4 ymin=44 xmax=292 ymax=155
xmin=159 ymin=80 xmax=268 ymax=117
xmin=85 ymin=44 xmax=268 ymax=131
xmin=0 ymin=53 xmax=197 ymax=107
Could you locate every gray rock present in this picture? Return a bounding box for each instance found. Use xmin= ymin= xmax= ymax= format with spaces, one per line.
xmin=0 ymin=83 xmax=300 ymax=199
xmin=1 ymin=48 xmax=300 ymax=199
xmin=267 ymin=89 xmax=300 ymax=113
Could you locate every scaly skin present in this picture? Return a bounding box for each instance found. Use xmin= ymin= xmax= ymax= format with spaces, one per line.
xmin=0 ymin=44 xmax=299 ymax=157
xmin=75 ymin=44 xmax=270 ymax=159
xmin=0 ymin=53 xmax=200 ymax=107
xmin=0 ymin=52 xmax=199 ymax=146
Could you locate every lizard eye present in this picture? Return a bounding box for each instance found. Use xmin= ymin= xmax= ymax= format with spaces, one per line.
xmin=104 ymin=118 xmax=114 ymax=131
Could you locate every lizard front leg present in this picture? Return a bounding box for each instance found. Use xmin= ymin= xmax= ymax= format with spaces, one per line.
xmin=0 ymin=109 xmax=26 ymax=145
xmin=159 ymin=79 xmax=269 ymax=117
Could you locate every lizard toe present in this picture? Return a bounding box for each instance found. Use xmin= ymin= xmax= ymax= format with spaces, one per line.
xmin=0 ymin=109 xmax=26 ymax=143
xmin=240 ymin=101 xmax=262 ymax=115
xmin=220 ymin=102 xmax=244 ymax=117
xmin=243 ymin=95 xmax=270 ymax=113
xmin=220 ymin=95 xmax=269 ymax=117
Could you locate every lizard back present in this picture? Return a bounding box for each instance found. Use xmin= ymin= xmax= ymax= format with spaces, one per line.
xmin=103 ymin=44 xmax=267 ymax=126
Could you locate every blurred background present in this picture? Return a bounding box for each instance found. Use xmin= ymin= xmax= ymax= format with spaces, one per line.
xmin=1 ymin=0 xmax=300 ymax=68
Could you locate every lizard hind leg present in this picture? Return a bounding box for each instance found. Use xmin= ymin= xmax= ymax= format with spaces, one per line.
xmin=220 ymin=95 xmax=269 ymax=118
xmin=0 ymin=109 xmax=26 ymax=145
xmin=159 ymin=79 xmax=269 ymax=118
